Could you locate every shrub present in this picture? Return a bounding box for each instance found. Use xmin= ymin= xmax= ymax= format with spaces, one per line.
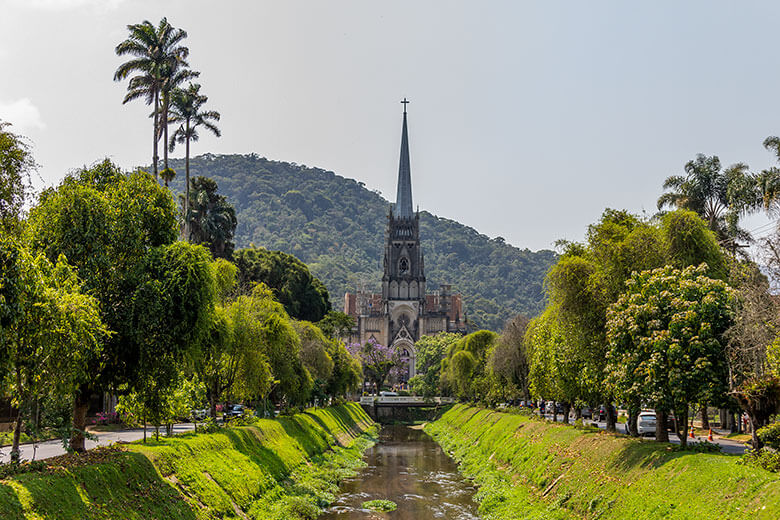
xmin=740 ymin=447 xmax=780 ymax=472
xmin=757 ymin=421 xmax=780 ymax=450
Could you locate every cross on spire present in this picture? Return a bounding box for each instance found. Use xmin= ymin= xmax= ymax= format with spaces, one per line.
xmin=401 ymin=97 xmax=409 ymax=113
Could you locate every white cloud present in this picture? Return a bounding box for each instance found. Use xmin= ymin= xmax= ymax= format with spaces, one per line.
xmin=0 ymin=98 xmax=45 ymax=131
xmin=10 ymin=0 xmax=125 ymax=10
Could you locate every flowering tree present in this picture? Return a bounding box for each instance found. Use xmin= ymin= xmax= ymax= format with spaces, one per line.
xmin=348 ymin=339 xmax=399 ymax=393
xmin=606 ymin=264 xmax=735 ymax=446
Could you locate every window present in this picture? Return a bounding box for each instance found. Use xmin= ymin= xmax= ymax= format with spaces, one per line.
xmin=399 ymin=257 xmax=409 ymax=274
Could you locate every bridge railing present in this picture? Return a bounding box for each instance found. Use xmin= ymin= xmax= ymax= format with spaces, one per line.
xmin=358 ymin=396 xmax=455 ymax=405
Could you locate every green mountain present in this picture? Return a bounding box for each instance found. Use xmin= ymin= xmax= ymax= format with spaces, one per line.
xmin=166 ymin=154 xmax=556 ymax=331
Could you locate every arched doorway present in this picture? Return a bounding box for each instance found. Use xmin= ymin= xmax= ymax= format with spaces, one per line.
xmin=391 ymin=339 xmax=416 ymax=382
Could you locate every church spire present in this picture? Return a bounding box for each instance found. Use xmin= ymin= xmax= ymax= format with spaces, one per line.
xmin=394 ymin=98 xmax=413 ymax=218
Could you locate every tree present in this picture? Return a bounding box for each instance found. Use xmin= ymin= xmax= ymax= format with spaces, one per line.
xmin=606 ymin=264 xmax=735 ymax=446
xmin=348 ymin=339 xmax=399 ymax=393
xmin=657 ymin=154 xmax=758 ymax=244
xmin=293 ymin=321 xmax=334 ymax=403
xmin=491 ymin=315 xmax=532 ymax=402
xmin=25 ymin=161 xmax=180 ymax=451
xmin=186 ymin=176 xmax=237 ymax=258
xmin=0 ymin=120 xmax=36 ymax=232
xmin=129 ymin=241 xmax=215 ymax=438
xmin=114 ymin=17 xmax=191 ymax=178
xmin=234 ymin=247 xmax=331 ymax=321
xmin=317 ymin=310 xmax=355 ymax=339
xmin=409 ymin=332 xmax=460 ymax=398
xmin=168 ymin=83 xmax=221 ymax=240
xmin=442 ymin=330 xmax=499 ymax=402
xmin=0 ymin=239 xmax=106 ymax=460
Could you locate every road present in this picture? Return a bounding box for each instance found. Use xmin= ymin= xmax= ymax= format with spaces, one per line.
xmin=0 ymin=423 xmax=195 ymax=463
xmin=541 ymin=413 xmax=747 ymax=454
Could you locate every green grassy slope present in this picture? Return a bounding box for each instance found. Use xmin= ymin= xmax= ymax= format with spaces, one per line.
xmin=165 ymin=154 xmax=557 ymax=330
xmin=426 ymin=405 xmax=780 ymax=520
xmin=0 ymin=404 xmax=375 ymax=520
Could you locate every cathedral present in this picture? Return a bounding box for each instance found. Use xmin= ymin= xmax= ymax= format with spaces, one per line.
xmin=344 ymin=102 xmax=467 ymax=381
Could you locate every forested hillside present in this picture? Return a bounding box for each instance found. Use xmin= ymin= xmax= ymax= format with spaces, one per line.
xmin=166 ymin=154 xmax=555 ymax=330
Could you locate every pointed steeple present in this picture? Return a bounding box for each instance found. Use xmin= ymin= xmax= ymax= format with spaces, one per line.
xmin=393 ymin=99 xmax=413 ymax=218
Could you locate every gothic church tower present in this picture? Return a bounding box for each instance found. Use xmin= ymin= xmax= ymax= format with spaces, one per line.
xmin=343 ymin=100 xmax=466 ymax=383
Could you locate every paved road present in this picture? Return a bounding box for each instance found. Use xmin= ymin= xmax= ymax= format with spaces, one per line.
xmin=0 ymin=423 xmax=195 ymax=463
xmin=541 ymin=413 xmax=747 ymax=454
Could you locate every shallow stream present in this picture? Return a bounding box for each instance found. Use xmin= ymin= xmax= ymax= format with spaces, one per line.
xmin=319 ymin=424 xmax=480 ymax=519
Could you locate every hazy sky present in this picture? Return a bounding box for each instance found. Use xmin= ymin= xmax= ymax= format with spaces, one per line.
xmin=2 ymin=1 xmax=780 ymax=253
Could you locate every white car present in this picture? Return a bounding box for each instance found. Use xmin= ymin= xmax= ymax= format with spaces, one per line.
xmin=637 ymin=412 xmax=656 ymax=437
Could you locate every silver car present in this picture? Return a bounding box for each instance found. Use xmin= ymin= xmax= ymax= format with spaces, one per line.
xmin=637 ymin=412 xmax=656 ymax=437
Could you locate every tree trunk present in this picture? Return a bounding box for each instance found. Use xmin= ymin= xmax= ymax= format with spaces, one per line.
xmin=679 ymin=408 xmax=689 ymax=448
xmin=209 ymin=388 xmax=218 ymax=421
xmin=656 ymin=410 xmax=669 ymax=442
xmin=700 ymin=403 xmax=710 ymax=430
xmin=552 ymin=404 xmax=558 ymax=422
xmin=628 ymin=402 xmax=640 ymax=437
xmin=70 ymin=387 xmax=90 ymax=453
xmin=10 ymin=391 xmax=23 ymax=463
xmin=143 ymin=412 xmax=147 ymax=444
xmin=152 ymin=89 xmax=159 ymax=178
xmin=162 ymin=97 xmax=169 ymax=171
xmin=562 ymin=402 xmax=571 ymax=424
xmin=748 ymin=413 xmax=761 ymax=449
xmin=605 ymin=403 xmax=617 ymax=432
xmin=184 ymin=129 xmax=191 ymax=241
xmin=574 ymin=406 xmax=582 ymax=421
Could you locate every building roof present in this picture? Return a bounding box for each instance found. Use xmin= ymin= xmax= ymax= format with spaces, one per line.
xmin=393 ymin=107 xmax=414 ymax=218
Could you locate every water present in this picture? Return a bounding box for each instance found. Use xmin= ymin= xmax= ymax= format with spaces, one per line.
xmin=319 ymin=425 xmax=480 ymax=519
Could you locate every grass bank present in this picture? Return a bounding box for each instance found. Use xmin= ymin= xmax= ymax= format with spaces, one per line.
xmin=425 ymin=404 xmax=780 ymax=519
xmin=0 ymin=403 xmax=376 ymax=520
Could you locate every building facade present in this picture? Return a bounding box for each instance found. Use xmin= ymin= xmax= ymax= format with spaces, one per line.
xmin=344 ymin=104 xmax=466 ymax=381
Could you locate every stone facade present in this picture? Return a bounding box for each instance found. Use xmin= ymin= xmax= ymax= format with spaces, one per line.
xmin=344 ymin=106 xmax=466 ymax=381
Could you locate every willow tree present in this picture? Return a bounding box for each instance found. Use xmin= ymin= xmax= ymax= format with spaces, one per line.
xmin=0 ymin=239 xmax=106 ymax=461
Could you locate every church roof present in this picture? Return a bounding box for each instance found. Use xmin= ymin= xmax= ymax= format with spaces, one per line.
xmin=393 ymin=102 xmax=414 ymax=218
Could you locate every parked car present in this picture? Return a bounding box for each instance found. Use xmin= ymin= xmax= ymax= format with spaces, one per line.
xmin=379 ymin=391 xmax=398 ymax=397
xmin=637 ymin=411 xmax=656 ymax=437
xmin=581 ymin=407 xmax=593 ymax=419
xmin=191 ymin=409 xmax=209 ymax=421
xmin=224 ymin=404 xmax=246 ymax=420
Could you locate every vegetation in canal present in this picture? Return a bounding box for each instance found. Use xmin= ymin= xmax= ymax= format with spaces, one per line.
xmin=361 ymin=499 xmax=397 ymax=512
xmin=0 ymin=404 xmax=376 ymax=519
xmin=425 ymin=405 xmax=780 ymax=520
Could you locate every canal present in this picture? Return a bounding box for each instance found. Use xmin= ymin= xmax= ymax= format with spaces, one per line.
xmin=319 ymin=424 xmax=480 ymax=519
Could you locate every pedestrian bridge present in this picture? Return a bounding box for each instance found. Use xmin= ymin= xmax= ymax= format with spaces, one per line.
xmin=358 ymin=396 xmax=456 ymax=421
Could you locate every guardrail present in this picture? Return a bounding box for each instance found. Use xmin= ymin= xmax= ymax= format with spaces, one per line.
xmin=358 ymin=396 xmax=455 ymax=405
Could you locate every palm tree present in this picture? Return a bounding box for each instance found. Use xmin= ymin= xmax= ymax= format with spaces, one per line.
xmin=186 ymin=176 xmax=236 ymax=258
xmin=757 ymin=137 xmax=780 ymax=216
xmin=159 ymin=63 xmax=199 ymax=178
xmin=657 ymin=153 xmax=758 ymax=245
xmin=168 ymin=83 xmax=221 ymax=240
xmin=114 ymin=17 xmax=191 ymax=178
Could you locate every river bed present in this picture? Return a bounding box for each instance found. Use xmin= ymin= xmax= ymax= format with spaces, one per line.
xmin=319 ymin=424 xmax=480 ymax=519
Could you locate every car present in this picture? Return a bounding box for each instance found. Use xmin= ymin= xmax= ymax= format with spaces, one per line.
xmin=191 ymin=409 xmax=209 ymax=421
xmin=224 ymin=404 xmax=246 ymax=420
xmin=581 ymin=407 xmax=593 ymax=419
xmin=379 ymin=391 xmax=398 ymax=397
xmin=637 ymin=412 xmax=656 ymax=437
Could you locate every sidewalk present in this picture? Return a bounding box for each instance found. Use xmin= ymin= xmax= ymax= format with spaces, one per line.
xmin=0 ymin=423 xmax=195 ymax=463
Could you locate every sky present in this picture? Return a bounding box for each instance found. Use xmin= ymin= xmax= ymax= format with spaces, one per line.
xmin=2 ymin=1 xmax=780 ymax=254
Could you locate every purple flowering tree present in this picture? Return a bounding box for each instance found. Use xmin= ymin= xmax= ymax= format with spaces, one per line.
xmin=348 ymin=339 xmax=400 ymax=393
